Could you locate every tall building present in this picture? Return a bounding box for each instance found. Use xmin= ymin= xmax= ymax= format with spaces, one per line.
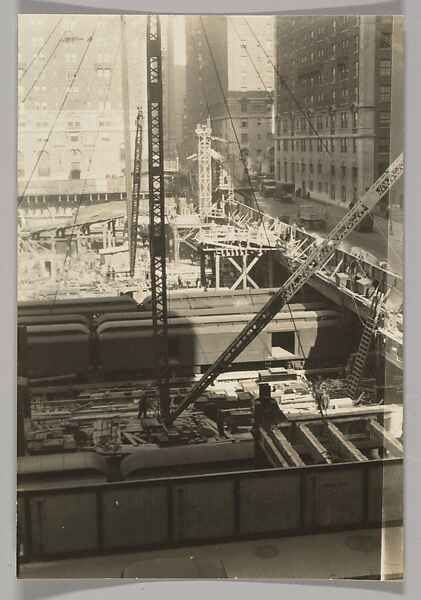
xmin=173 ymin=64 xmax=188 ymax=153
xmin=274 ymin=15 xmax=399 ymax=214
xmin=18 ymin=14 xmax=147 ymax=199
xmin=185 ymin=16 xmax=275 ymax=178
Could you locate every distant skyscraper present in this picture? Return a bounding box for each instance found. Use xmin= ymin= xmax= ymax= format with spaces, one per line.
xmin=185 ymin=16 xmax=275 ymax=178
xmin=274 ymin=15 xmax=399 ymax=214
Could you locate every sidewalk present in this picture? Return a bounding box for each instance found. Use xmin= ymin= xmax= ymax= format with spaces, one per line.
xmin=20 ymin=526 xmax=402 ymax=580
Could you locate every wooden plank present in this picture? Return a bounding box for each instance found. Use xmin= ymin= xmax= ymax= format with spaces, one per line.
xmin=369 ymin=419 xmax=403 ymax=458
xmin=270 ymin=428 xmax=305 ymax=467
xmin=327 ymin=422 xmax=368 ymax=463
xmin=259 ymin=428 xmax=289 ymax=468
xmin=297 ymin=424 xmax=332 ymax=464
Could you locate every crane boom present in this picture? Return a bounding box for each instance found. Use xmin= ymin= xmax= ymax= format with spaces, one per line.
xmin=129 ymin=108 xmax=143 ymax=278
xmin=168 ymin=153 xmax=403 ymax=423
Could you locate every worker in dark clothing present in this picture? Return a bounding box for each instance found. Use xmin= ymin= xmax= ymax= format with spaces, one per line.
xmin=216 ymin=410 xmax=225 ymax=437
xmin=138 ymin=396 xmax=148 ymax=419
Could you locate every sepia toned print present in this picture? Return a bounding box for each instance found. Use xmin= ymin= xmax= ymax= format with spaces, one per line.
xmin=16 ymin=14 xmax=403 ymax=580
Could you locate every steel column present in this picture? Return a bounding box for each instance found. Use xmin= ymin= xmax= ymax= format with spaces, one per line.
xmin=147 ymin=15 xmax=170 ymax=418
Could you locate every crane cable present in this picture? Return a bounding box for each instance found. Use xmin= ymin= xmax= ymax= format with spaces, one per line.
xmin=18 ymin=18 xmax=102 ymax=208
xmin=200 ymin=17 xmax=308 ymax=362
xmin=243 ymin=17 xmax=332 ymax=159
xmin=53 ymin=31 xmax=123 ymax=303
xmin=20 ymin=16 xmax=75 ymax=104
xmin=18 ymin=15 xmax=65 ymax=82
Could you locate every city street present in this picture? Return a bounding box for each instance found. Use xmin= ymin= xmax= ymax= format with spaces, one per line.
xmin=254 ymin=193 xmax=403 ymax=275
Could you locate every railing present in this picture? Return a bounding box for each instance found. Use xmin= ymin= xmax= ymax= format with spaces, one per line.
xmin=18 ymin=457 xmax=402 ymax=562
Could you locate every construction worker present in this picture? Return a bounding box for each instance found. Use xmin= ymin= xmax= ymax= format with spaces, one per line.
xmin=137 ymin=396 xmax=148 ymax=419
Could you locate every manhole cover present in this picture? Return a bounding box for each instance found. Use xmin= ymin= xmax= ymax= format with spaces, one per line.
xmin=255 ymin=545 xmax=279 ymax=558
xmin=345 ymin=534 xmax=380 ymax=553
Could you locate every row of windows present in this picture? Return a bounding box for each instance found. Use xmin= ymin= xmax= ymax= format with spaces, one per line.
xmin=283 ymin=160 xmax=358 ymax=178
xmin=240 ymin=132 xmax=273 ymax=143
xmin=240 ymin=100 xmax=272 ymax=113
xmin=19 ymin=145 xmax=128 ymax=178
xmin=280 ymin=110 xmax=358 ymax=134
xmin=283 ymin=86 xmax=359 ymax=107
xmin=280 ymin=137 xmax=357 ymax=154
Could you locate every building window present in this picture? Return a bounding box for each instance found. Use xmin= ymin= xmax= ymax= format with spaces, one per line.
xmin=256 ymin=149 xmax=262 ymax=157
xmin=341 ymin=186 xmax=347 ymax=202
xmin=317 ymin=139 xmax=323 ymax=152
xmin=120 ymin=147 xmax=125 ymax=161
xmin=331 ymin=165 xmax=335 ymax=177
xmin=331 ymin=184 xmax=335 ymax=200
xmin=379 ymin=111 xmax=391 ymax=127
xmin=241 ymin=120 xmax=247 ymax=128
xmin=354 ymin=61 xmax=359 ymax=78
xmin=340 ymin=112 xmax=348 ymax=128
xmin=380 ymin=32 xmax=392 ymax=49
xmin=37 ymin=151 xmax=50 ymax=177
xmin=379 ymin=85 xmax=391 ymax=102
xmin=379 ymin=59 xmax=392 ymax=76
xmin=330 ymin=138 xmax=335 ymax=152
xmin=318 ymin=182 xmax=322 ymax=192
xmin=309 ymin=163 xmax=314 ymax=174
xmin=353 ymin=138 xmax=357 ymax=153
xmin=341 ymin=165 xmax=346 ymax=177
xmin=70 ymin=134 xmax=79 ymax=142
xmin=332 ymin=67 xmax=336 ymax=83
xmin=241 ymin=133 xmax=248 ymax=144
xmin=17 ymin=152 xmax=24 ymax=178
xmin=317 ymin=163 xmax=322 ymax=175
xmin=352 ymin=166 xmax=358 ymax=179
xmin=301 ymin=139 xmax=306 ymax=151
xmin=69 ymin=149 xmax=81 ymax=179
xmin=354 ymin=35 xmax=359 ymax=50
xmin=332 ymin=44 xmax=336 ymax=57
xmin=257 ymin=134 xmax=262 ymax=142
xmin=283 ymin=139 xmax=288 ymax=151
xmin=340 ymin=138 xmax=348 ymax=153
xmin=341 ymin=87 xmax=349 ymax=100
xmin=241 ymin=100 xmax=248 ymax=113
xmin=309 ymin=139 xmax=313 ymax=152
xmin=354 ymin=86 xmax=359 ymax=103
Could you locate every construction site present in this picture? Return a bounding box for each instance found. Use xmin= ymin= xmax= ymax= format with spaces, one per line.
xmin=16 ymin=15 xmax=403 ymax=580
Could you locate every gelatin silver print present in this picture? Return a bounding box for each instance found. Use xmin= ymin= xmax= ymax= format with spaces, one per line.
xmin=17 ymin=14 xmax=403 ymax=580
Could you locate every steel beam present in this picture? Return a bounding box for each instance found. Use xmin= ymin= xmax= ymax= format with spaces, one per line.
xmin=369 ymin=418 xmax=403 ymax=458
xmin=271 ymin=428 xmax=305 ymax=467
xmin=297 ymin=423 xmax=333 ymax=464
xmin=327 ymin=422 xmax=368 ymax=463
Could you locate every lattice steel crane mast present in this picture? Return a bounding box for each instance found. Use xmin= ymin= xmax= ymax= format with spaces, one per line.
xmin=147 ymin=15 xmax=170 ymax=419
xmin=129 ymin=108 xmax=143 ymax=278
xmin=168 ymin=154 xmax=404 ymax=423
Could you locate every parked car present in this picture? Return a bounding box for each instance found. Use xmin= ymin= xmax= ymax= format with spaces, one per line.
xmin=261 ymin=178 xmax=277 ymax=197
xmin=298 ymin=205 xmax=327 ymax=230
xmin=275 ymin=182 xmax=296 ymax=202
